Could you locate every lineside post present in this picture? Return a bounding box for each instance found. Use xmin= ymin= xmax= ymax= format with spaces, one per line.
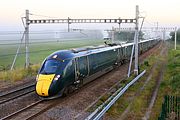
xmin=112 ymin=27 xmax=115 ymax=43
xmin=118 ymin=17 xmax=121 ymax=33
xmin=68 ymin=17 xmax=70 ymax=32
xmin=163 ymin=29 xmax=166 ymax=41
xmin=134 ymin=5 xmax=139 ymax=75
xmin=175 ymin=27 xmax=177 ymax=50
xmin=156 ymin=22 xmax=158 ymax=38
xmin=25 ymin=10 xmax=30 ymax=68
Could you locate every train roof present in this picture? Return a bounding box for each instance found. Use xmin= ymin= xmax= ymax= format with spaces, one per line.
xmin=46 ymin=39 xmax=158 ymax=61
xmin=47 ymin=50 xmax=74 ymax=61
xmin=73 ymin=38 xmax=158 ymax=57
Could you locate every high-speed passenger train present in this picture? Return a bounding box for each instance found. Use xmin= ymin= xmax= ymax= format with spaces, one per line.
xmin=36 ymin=39 xmax=159 ymax=98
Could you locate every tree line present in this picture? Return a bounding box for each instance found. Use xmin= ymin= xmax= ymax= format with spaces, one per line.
xmin=170 ymin=28 xmax=180 ymax=42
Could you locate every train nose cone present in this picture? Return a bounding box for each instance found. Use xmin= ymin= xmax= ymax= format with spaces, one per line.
xmin=36 ymin=74 xmax=55 ymax=96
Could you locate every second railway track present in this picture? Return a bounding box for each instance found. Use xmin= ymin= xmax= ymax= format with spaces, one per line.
xmin=1 ymin=99 xmax=43 ymax=120
xmin=0 ymin=83 xmax=35 ymax=105
xmin=0 ymin=83 xmax=40 ymax=119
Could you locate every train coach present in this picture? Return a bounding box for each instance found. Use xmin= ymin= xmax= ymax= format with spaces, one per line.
xmin=36 ymin=39 xmax=160 ymax=98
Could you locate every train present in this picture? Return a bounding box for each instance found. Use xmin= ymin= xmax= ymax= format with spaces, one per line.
xmin=36 ymin=39 xmax=160 ymax=98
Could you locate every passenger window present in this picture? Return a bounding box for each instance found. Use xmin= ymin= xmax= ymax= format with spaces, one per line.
xmin=78 ymin=57 xmax=87 ymax=70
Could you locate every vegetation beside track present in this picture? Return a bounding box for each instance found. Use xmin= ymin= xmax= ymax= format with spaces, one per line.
xmin=105 ymin=42 xmax=163 ymax=119
xmin=105 ymin=42 xmax=180 ymax=120
xmin=151 ymin=43 xmax=180 ymax=119
xmin=0 ymin=64 xmax=40 ymax=81
xmin=106 ymin=51 xmax=160 ymax=119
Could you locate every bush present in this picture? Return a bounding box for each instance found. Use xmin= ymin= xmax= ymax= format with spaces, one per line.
xmin=144 ymin=61 xmax=149 ymax=66
xmin=0 ymin=64 xmax=40 ymax=81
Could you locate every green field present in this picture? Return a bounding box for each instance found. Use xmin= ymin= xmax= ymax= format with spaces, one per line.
xmin=0 ymin=39 xmax=104 ymax=69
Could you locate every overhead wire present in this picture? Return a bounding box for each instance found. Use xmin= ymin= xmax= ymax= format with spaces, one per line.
xmin=144 ymin=20 xmax=156 ymax=26
xmin=0 ymin=38 xmax=61 ymax=42
xmin=29 ymin=13 xmax=58 ymax=19
xmin=0 ymin=29 xmax=103 ymax=35
xmin=0 ymin=31 xmax=95 ymax=36
xmin=0 ymin=31 xmax=74 ymax=35
xmin=0 ymin=39 xmax=99 ymax=45
xmin=0 ymin=48 xmax=63 ymax=58
xmin=0 ymin=42 xmax=100 ymax=58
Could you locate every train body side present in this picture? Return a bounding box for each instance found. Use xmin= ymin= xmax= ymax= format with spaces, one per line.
xmin=36 ymin=39 xmax=160 ymax=97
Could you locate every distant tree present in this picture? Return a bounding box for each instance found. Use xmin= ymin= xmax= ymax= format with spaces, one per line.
xmin=139 ymin=31 xmax=145 ymax=40
xmin=169 ymin=28 xmax=180 ymax=42
xmin=114 ymin=31 xmax=144 ymax=42
xmin=115 ymin=31 xmax=134 ymax=42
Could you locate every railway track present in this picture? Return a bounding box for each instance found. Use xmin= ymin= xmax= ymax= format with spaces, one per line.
xmin=1 ymin=93 xmax=73 ymax=120
xmin=1 ymin=99 xmax=43 ymax=120
xmin=0 ymin=84 xmax=35 ymax=105
xmin=0 ymin=85 xmax=76 ymax=120
xmin=0 ymin=42 xmax=162 ymax=120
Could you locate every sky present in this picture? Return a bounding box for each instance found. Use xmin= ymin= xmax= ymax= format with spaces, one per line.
xmin=0 ymin=0 xmax=180 ymax=31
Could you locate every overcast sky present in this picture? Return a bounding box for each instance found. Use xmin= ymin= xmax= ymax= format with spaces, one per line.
xmin=0 ymin=0 xmax=180 ymax=30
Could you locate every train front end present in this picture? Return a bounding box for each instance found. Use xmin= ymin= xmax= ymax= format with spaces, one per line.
xmin=36 ymin=58 xmax=63 ymax=97
xmin=36 ymin=51 xmax=74 ymax=98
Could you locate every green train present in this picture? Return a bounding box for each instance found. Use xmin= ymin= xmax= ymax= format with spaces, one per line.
xmin=36 ymin=39 xmax=159 ymax=98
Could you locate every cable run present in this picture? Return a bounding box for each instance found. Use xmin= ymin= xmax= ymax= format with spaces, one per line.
xmin=29 ymin=13 xmax=58 ymax=19
xmin=0 ymin=39 xmax=97 ymax=45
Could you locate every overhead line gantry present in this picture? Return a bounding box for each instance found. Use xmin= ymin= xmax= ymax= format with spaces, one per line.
xmin=28 ymin=18 xmax=136 ymax=33
xmin=16 ymin=6 xmax=141 ymax=77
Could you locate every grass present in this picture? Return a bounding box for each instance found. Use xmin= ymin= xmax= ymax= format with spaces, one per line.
xmin=157 ymin=42 xmax=180 ymax=96
xmin=105 ymin=42 xmax=167 ymax=119
xmin=0 ymin=39 xmax=103 ymax=68
xmin=0 ymin=64 xmax=40 ymax=81
xmin=165 ymin=50 xmax=180 ymax=94
xmin=0 ymin=39 xmax=104 ymax=81
xmin=106 ymin=54 xmax=158 ymax=119
xmin=103 ymin=56 xmax=155 ymax=118
xmin=150 ymin=43 xmax=180 ymax=119
xmin=87 ymin=72 xmax=136 ymax=113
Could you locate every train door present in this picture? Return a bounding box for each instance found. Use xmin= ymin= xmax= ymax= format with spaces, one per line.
xmin=74 ymin=56 xmax=89 ymax=84
xmin=118 ymin=47 xmax=124 ymax=60
xmin=125 ymin=46 xmax=127 ymax=59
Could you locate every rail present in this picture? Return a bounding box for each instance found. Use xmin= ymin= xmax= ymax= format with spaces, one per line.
xmin=0 ymin=84 xmax=35 ymax=104
xmin=0 ymin=100 xmax=43 ymax=120
xmin=0 ymin=83 xmax=35 ymax=97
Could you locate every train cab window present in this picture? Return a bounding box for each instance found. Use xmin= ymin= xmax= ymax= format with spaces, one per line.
xmin=40 ymin=60 xmax=61 ymax=74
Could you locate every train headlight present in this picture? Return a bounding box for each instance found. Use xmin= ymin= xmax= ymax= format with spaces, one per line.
xmin=54 ymin=75 xmax=60 ymax=81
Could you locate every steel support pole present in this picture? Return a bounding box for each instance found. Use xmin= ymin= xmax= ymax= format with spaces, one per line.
xmin=118 ymin=17 xmax=121 ymax=33
xmin=25 ymin=10 xmax=30 ymax=68
xmin=112 ymin=27 xmax=115 ymax=43
xmin=175 ymin=27 xmax=177 ymax=50
xmin=156 ymin=22 xmax=158 ymax=38
xmin=68 ymin=17 xmax=70 ymax=32
xmin=163 ymin=29 xmax=166 ymax=41
xmin=10 ymin=32 xmax=25 ymax=70
xmin=128 ymin=32 xmax=136 ymax=77
xmin=134 ymin=5 xmax=139 ymax=75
